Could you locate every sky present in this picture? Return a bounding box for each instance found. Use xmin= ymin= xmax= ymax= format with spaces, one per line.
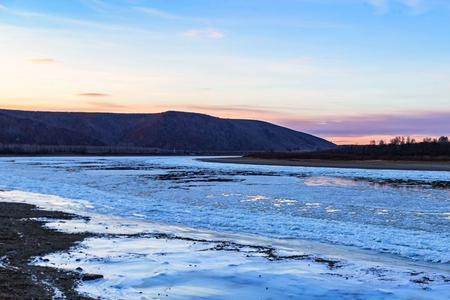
xmin=0 ymin=0 xmax=449 ymax=144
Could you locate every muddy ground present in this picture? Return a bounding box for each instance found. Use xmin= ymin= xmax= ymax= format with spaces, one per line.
xmin=0 ymin=202 xmax=99 ymax=300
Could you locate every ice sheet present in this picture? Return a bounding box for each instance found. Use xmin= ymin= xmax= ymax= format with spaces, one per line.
xmin=0 ymin=157 xmax=449 ymax=299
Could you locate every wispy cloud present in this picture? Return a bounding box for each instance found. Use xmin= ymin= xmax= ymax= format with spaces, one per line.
xmin=134 ymin=7 xmax=181 ymax=20
xmin=181 ymin=29 xmax=225 ymax=39
xmin=78 ymin=0 xmax=110 ymax=13
xmin=365 ymin=0 xmax=440 ymax=14
xmin=402 ymin=0 xmax=421 ymax=9
xmin=0 ymin=4 xmax=152 ymax=33
xmin=281 ymin=111 xmax=450 ymax=137
xmin=367 ymin=0 xmax=389 ymax=14
xmin=29 ymin=58 xmax=57 ymax=64
xmin=78 ymin=93 xmax=110 ymax=97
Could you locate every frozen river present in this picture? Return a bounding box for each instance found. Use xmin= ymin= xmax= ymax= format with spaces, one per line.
xmin=1 ymin=156 xmax=449 ymax=299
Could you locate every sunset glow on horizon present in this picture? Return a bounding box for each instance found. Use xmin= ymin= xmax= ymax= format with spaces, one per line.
xmin=1 ymin=0 xmax=449 ymax=144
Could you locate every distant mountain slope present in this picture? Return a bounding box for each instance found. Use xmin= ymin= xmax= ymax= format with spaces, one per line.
xmin=0 ymin=109 xmax=335 ymax=152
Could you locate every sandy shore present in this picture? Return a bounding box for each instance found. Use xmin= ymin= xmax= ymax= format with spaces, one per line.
xmin=200 ymin=157 xmax=450 ymax=171
xmin=0 ymin=202 xmax=100 ymax=299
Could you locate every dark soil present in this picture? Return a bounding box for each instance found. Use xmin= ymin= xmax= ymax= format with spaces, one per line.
xmin=0 ymin=202 xmax=100 ymax=300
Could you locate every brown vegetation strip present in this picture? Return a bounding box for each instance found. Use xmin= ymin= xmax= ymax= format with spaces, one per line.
xmin=200 ymin=157 xmax=450 ymax=172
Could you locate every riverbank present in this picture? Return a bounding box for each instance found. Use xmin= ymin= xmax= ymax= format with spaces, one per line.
xmin=0 ymin=202 xmax=99 ymax=299
xmin=199 ymin=157 xmax=450 ymax=171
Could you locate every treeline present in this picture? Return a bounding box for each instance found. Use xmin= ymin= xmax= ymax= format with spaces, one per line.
xmin=0 ymin=144 xmax=253 ymax=156
xmin=370 ymin=136 xmax=449 ymax=146
xmin=247 ymin=136 xmax=450 ymax=161
xmin=0 ymin=144 xmax=168 ymax=155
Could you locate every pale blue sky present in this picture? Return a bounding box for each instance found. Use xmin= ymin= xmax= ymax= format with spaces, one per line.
xmin=0 ymin=0 xmax=449 ymax=143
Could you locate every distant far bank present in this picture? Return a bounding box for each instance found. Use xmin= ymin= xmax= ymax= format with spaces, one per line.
xmin=0 ymin=144 xmax=254 ymax=156
xmin=201 ymin=139 xmax=450 ymax=171
xmin=200 ymin=157 xmax=450 ymax=172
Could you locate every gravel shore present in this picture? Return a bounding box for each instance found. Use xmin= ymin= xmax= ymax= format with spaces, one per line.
xmin=0 ymin=202 xmax=98 ymax=299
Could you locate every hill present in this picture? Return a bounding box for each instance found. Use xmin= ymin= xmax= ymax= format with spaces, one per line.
xmin=0 ymin=109 xmax=335 ymax=154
